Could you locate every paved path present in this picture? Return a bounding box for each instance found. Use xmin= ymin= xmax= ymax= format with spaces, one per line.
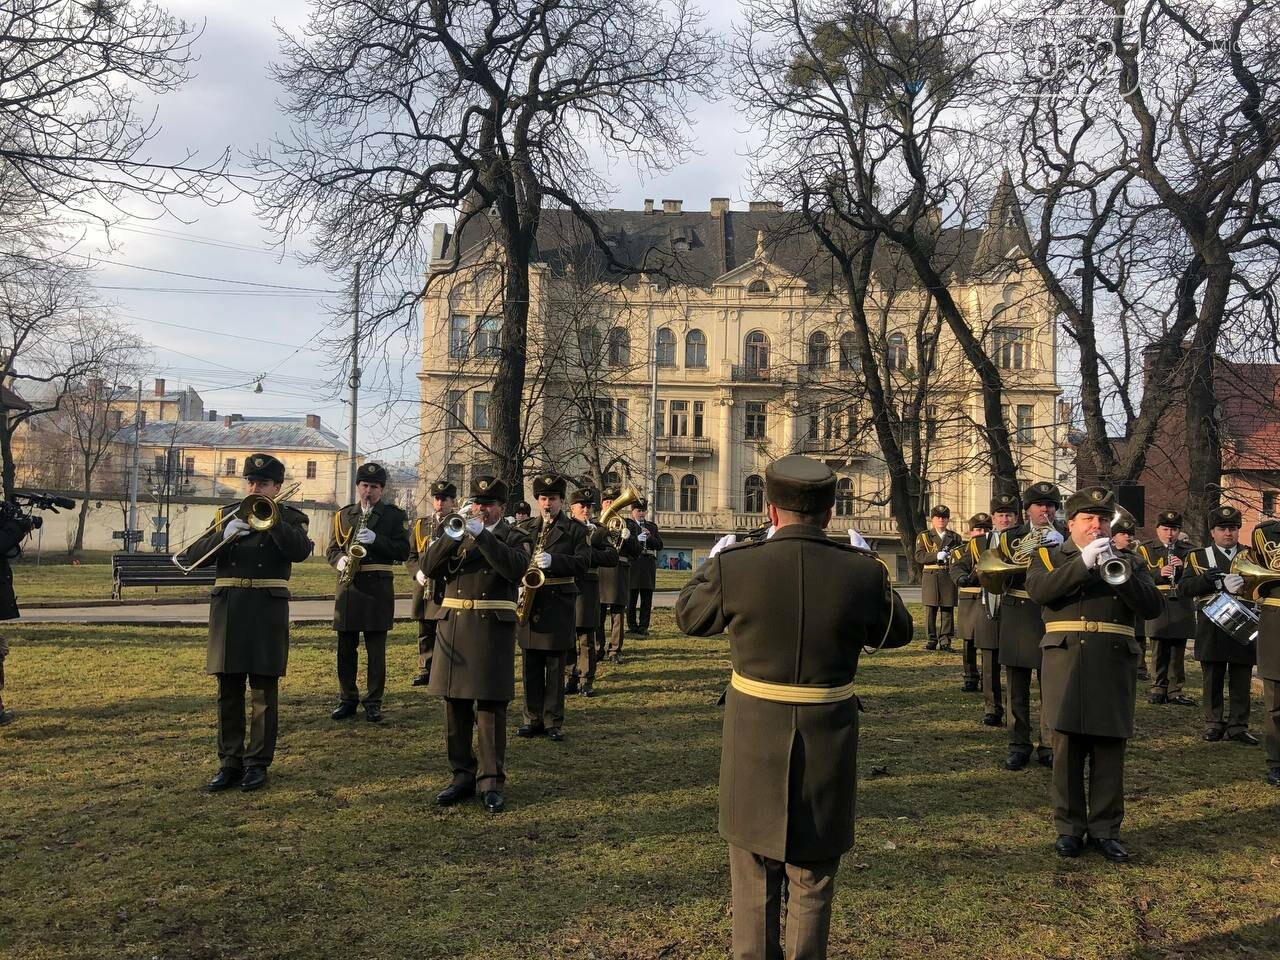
xmin=18 ymin=585 xmax=924 ymax=625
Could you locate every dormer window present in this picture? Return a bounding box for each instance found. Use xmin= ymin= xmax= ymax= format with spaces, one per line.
xmin=747 ymin=279 xmax=770 ymax=294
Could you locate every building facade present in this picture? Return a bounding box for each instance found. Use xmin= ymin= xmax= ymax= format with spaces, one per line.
xmin=418 ymin=197 xmax=1065 ymax=577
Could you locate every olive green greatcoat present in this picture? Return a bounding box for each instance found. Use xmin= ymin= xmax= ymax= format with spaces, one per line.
xmin=325 ymin=501 xmax=411 ymax=632
xmin=949 ymin=536 xmax=985 ymax=641
xmin=180 ymin=503 xmax=314 ymax=677
xmin=423 ymin=522 xmax=530 ymax=701
xmin=995 ymin=523 xmax=1052 ymax=669
xmin=1182 ymin=545 xmax=1258 ymax=666
xmin=1026 ymin=539 xmax=1162 ymax=738
xmin=575 ymin=521 xmax=618 ymax=629
xmin=407 ymin=513 xmax=446 ymax=620
xmin=628 ymin=520 xmax=664 ymax=590
xmin=1252 ymin=522 xmax=1280 ymax=683
xmin=599 ymin=518 xmax=641 ymax=606
xmin=1136 ymin=539 xmax=1196 ymax=638
xmin=914 ymin=528 xmax=962 ymax=606
xmin=516 ymin=512 xmax=591 ymax=651
xmin=675 ymin=524 xmax=914 ymax=863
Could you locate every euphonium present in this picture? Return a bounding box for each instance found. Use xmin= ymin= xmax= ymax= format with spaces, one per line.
xmin=516 ymin=514 xmax=552 ymax=624
xmin=1229 ymin=552 xmax=1280 ymax=602
xmin=975 ymin=524 xmax=1051 ymax=594
xmin=599 ymin=485 xmax=640 ymax=542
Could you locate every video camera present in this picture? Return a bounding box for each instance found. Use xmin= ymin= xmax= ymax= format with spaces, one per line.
xmin=0 ymin=492 xmax=76 ymax=532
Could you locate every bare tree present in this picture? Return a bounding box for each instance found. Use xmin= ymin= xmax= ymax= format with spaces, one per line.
xmin=254 ymin=0 xmax=719 ymax=495
xmin=0 ymin=0 xmax=226 ymax=219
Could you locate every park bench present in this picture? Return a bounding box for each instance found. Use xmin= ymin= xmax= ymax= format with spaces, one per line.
xmin=111 ymin=552 xmax=215 ymax=599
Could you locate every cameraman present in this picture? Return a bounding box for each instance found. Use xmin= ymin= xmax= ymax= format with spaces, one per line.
xmin=0 ymin=502 xmax=37 ymax=725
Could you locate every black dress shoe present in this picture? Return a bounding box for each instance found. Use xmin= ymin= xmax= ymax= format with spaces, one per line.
xmin=205 ymin=768 xmax=243 ymax=792
xmin=547 ymin=727 xmax=565 ymax=742
xmin=939 ymin=643 xmax=953 ymax=652
xmin=637 ymin=629 xmax=650 ymax=637
xmin=0 ymin=708 xmax=13 ymax=726
xmin=481 ymin=790 xmax=505 ymax=814
xmin=1228 ymin=730 xmax=1259 ymax=745
xmin=611 ymin=654 xmax=623 ymax=665
xmin=1147 ymin=692 xmax=1167 ymax=705
xmin=240 ymin=767 xmax=268 ymax=792
xmin=580 ymin=683 xmax=595 ymax=697
xmin=1055 ymin=834 xmax=1084 ymax=858
xmin=1168 ymin=694 xmax=1196 ymax=706
xmin=331 ymin=701 xmax=358 ymax=720
xmin=516 ymin=722 xmax=546 ymax=738
xmin=364 ymin=705 xmax=383 ymax=723
xmin=564 ymin=677 xmax=579 ymax=695
xmin=411 ymin=673 xmax=430 ymax=687
xmin=1005 ymin=751 xmax=1030 ymax=771
xmin=435 ymin=782 xmax=476 ymax=806
xmin=924 ymin=640 xmax=938 ymax=651
xmin=981 ymin=712 xmax=1004 ymax=727
xmin=1136 ymin=668 xmax=1150 ymax=682
xmin=1090 ymin=837 xmax=1133 ymax=863
xmin=1203 ymin=728 xmax=1225 ymax=742
xmin=962 ymin=680 xmax=980 ymax=692
xmin=1037 ymin=751 xmax=1054 ymax=768
xmin=1266 ymin=767 xmax=1280 ymax=787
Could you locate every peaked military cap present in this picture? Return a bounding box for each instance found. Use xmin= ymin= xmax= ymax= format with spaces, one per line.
xmin=1110 ymin=508 xmax=1137 ymax=536
xmin=766 ymin=455 xmax=836 ymax=514
xmin=570 ymin=488 xmax=595 ymax=507
xmin=1023 ymin=481 xmax=1062 ymax=506
xmin=599 ymin=486 xmax=621 ymax=503
xmin=930 ymin=504 xmax=951 ymax=519
xmin=1156 ymin=510 xmax=1183 ymax=528
xmin=1065 ymin=485 xmax=1115 ymax=518
xmin=356 ymin=462 xmax=388 ymax=487
xmin=1208 ymin=505 xmax=1243 ymax=528
xmin=968 ymin=512 xmax=993 ymax=530
xmin=532 ymin=473 xmax=567 ymax=497
xmin=632 ymin=498 xmax=649 ymax=512
xmin=430 ymin=479 xmax=457 ymax=500
xmin=990 ymin=492 xmax=1021 ymax=514
xmin=470 ymin=475 xmax=508 ymax=504
xmin=243 ymin=453 xmax=285 ymax=484
xmin=513 ymin=500 xmax=532 ymax=515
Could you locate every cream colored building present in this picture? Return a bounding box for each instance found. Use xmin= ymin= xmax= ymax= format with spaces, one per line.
xmin=418 ymin=195 xmax=1067 ymax=578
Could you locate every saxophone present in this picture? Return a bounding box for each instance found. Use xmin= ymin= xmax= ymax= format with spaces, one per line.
xmin=339 ymin=509 xmax=368 ymax=586
xmin=515 ymin=515 xmax=552 ymax=625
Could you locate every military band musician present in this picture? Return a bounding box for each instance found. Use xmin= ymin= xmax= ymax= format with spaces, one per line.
xmin=407 ymin=479 xmax=456 ymax=687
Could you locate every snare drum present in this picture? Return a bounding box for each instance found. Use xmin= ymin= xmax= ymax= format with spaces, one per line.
xmin=1200 ymin=592 xmax=1259 ymax=646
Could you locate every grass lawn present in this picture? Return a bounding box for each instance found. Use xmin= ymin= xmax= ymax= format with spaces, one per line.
xmin=1 ymin=607 xmax=1277 ymax=959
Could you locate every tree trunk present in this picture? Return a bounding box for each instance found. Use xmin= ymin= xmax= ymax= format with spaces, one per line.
xmin=490 ymin=234 xmax=533 ymax=500
xmin=0 ymin=417 xmax=15 ymax=500
xmin=1183 ymin=266 xmax=1232 ymax=538
xmin=74 ymin=452 xmax=92 ymax=554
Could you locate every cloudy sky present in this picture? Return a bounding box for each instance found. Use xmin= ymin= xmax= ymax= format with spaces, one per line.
xmin=90 ymin=0 xmax=750 ymax=467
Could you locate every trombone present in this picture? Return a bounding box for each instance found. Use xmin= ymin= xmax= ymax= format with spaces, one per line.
xmin=171 ymin=482 xmax=301 ymax=574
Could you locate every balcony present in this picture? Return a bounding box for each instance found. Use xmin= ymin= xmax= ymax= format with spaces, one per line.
xmin=652 ymin=511 xmax=899 ymax=540
xmin=730 ymin=364 xmax=780 ymax=384
xmin=657 ymin=436 xmax=714 ymax=458
xmin=796 ymin=437 xmax=866 ymax=458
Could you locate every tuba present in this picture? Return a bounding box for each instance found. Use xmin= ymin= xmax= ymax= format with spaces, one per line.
xmin=599 ymin=485 xmax=640 ymax=543
xmin=1228 ymin=552 xmax=1280 ymax=602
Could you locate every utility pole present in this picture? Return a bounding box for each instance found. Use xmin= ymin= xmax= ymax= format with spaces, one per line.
xmin=647 ymin=302 xmax=658 ymax=496
xmin=126 ymin=380 xmax=141 ymax=553
xmin=348 ymin=263 xmax=361 ymax=498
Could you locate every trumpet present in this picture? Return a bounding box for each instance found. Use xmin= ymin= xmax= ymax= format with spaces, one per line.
xmin=442 ymin=499 xmax=478 ymax=539
xmin=172 ymin=482 xmax=301 ymax=574
xmin=1097 ymin=545 xmax=1132 ymax=586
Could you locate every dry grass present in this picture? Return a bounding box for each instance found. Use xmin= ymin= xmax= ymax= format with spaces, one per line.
xmin=0 ymin=606 xmax=1277 ymax=959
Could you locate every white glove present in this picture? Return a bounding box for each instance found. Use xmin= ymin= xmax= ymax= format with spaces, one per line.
xmin=1041 ymin=529 xmax=1064 ymax=546
xmin=1224 ymin=573 xmax=1244 ymax=595
xmin=222 ymin=518 xmax=251 ymax=541
xmin=709 ymin=534 xmax=737 ymax=559
xmin=336 ymin=555 xmax=350 ymax=573
xmin=1080 ymin=536 xmax=1111 ymax=569
xmin=355 ymin=526 xmax=376 ymax=545
xmin=465 ymin=517 xmax=484 ymax=536
xmin=535 ymin=551 xmax=553 ymax=569
xmin=637 ymin=530 xmax=649 ymax=544
xmin=936 ymin=550 xmax=948 ymax=562
xmin=415 ymin=570 xmax=428 ymax=587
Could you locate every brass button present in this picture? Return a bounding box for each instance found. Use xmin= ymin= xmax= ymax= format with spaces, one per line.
xmin=462 ymin=599 xmax=474 ymax=610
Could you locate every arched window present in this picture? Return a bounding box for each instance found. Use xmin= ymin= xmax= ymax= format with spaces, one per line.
xmin=680 ymin=473 xmax=699 ymax=512
xmin=886 ymin=332 xmax=908 ymax=371
xmin=807 ymin=331 xmax=830 ymax=370
xmin=604 ymin=470 xmax=621 ymax=489
xmin=685 ymin=329 xmax=707 ymax=368
xmin=606 ymin=327 xmax=630 ymax=367
xmin=744 ymin=474 xmax=765 ymax=514
xmin=655 ymin=328 xmax=676 ymax=367
xmin=579 ymin=325 xmax=602 ymax=363
xmin=745 ymin=331 xmax=770 ymax=371
xmin=747 ymin=279 xmax=770 ymax=294
xmin=835 ymin=477 xmax=854 ymax=516
xmin=656 ymin=473 xmax=675 ymax=512
xmin=839 ymin=332 xmax=861 ymax=372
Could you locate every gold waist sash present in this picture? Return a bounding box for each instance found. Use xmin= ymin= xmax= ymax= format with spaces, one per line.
xmin=730 ymin=670 xmax=856 ymax=705
xmin=1042 ymin=620 xmax=1135 ymax=637
xmin=441 ymin=597 xmax=517 ymax=612
xmin=1004 ymin=589 xmax=1031 ymax=600
xmin=214 ymin=578 xmax=290 ymax=589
